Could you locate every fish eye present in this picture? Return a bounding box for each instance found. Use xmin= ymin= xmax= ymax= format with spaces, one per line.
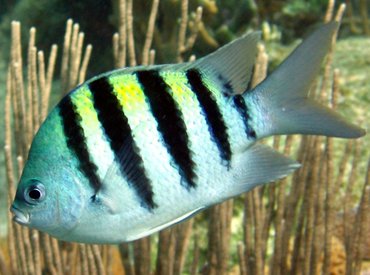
xmin=24 ymin=181 xmax=45 ymax=204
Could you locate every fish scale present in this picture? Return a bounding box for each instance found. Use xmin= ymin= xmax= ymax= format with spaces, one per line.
xmin=89 ymin=77 xmax=156 ymax=209
xmin=64 ymin=69 xmax=244 ymax=203
xmin=188 ymin=69 xmax=254 ymax=152
xmin=59 ymin=96 xmax=101 ymax=191
xmin=186 ymin=69 xmax=233 ymax=166
xmin=136 ymin=70 xmax=197 ymax=188
xmin=159 ymin=70 xmax=224 ymax=180
xmin=109 ymin=72 xmax=187 ymax=209
xmin=69 ymin=86 xmax=115 ymax=190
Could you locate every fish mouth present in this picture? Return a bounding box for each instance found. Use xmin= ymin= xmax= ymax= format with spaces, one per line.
xmin=10 ymin=205 xmax=30 ymax=225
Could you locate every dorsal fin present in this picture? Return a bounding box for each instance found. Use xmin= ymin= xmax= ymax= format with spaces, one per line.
xmin=190 ymin=31 xmax=261 ymax=95
xmin=99 ymin=32 xmax=260 ymax=97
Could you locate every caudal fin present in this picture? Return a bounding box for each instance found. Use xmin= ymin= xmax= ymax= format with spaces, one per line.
xmin=245 ymin=22 xmax=366 ymax=139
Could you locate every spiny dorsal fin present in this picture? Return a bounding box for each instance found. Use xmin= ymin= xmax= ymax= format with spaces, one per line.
xmin=106 ymin=32 xmax=260 ymax=97
xmin=190 ymin=31 xmax=261 ymax=95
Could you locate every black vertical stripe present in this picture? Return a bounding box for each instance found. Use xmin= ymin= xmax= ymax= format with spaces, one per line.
xmin=233 ymin=95 xmax=257 ymax=139
xmin=59 ymin=96 xmax=101 ymax=192
xmin=217 ymin=72 xmax=256 ymax=140
xmin=217 ymin=74 xmax=234 ymax=97
xmin=89 ymin=77 xmax=156 ymax=209
xmin=186 ymin=69 xmax=232 ymax=166
xmin=136 ymin=70 xmax=196 ymax=188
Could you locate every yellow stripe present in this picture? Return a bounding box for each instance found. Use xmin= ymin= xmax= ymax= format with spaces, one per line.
xmin=70 ymin=85 xmax=115 ymax=178
xmin=160 ymin=71 xmax=199 ymax=109
xmin=71 ymin=86 xmax=101 ymax=135
xmin=109 ymin=74 xmax=149 ymax=130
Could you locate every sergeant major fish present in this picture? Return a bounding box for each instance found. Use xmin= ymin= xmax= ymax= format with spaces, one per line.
xmin=11 ymin=22 xmax=366 ymax=244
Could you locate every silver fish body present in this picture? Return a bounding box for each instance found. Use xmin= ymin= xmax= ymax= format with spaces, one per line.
xmin=11 ymin=22 xmax=365 ymax=244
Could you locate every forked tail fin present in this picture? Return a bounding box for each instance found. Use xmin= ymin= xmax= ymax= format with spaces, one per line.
xmin=245 ymin=22 xmax=366 ymax=139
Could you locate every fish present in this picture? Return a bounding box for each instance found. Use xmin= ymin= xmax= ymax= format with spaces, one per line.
xmin=11 ymin=22 xmax=365 ymax=244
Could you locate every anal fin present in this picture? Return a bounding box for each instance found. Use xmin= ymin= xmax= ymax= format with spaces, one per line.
xmin=230 ymin=144 xmax=300 ymax=196
xmin=125 ymin=207 xmax=204 ymax=241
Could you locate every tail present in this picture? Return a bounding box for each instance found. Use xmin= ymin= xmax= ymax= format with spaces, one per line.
xmin=244 ymin=22 xmax=366 ymax=139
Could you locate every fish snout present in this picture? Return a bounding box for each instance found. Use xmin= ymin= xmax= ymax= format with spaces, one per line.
xmin=10 ymin=205 xmax=30 ymax=225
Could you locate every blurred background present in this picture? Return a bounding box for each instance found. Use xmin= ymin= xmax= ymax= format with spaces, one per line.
xmin=0 ymin=0 xmax=369 ymax=274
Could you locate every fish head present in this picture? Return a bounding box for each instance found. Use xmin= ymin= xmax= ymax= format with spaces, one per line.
xmin=11 ymin=174 xmax=85 ymax=238
xmin=11 ymin=109 xmax=87 ymax=239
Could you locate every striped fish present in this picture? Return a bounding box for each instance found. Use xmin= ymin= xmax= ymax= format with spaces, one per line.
xmin=11 ymin=22 xmax=365 ymax=244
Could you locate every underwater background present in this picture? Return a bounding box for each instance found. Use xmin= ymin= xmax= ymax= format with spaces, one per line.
xmin=0 ymin=0 xmax=369 ymax=274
